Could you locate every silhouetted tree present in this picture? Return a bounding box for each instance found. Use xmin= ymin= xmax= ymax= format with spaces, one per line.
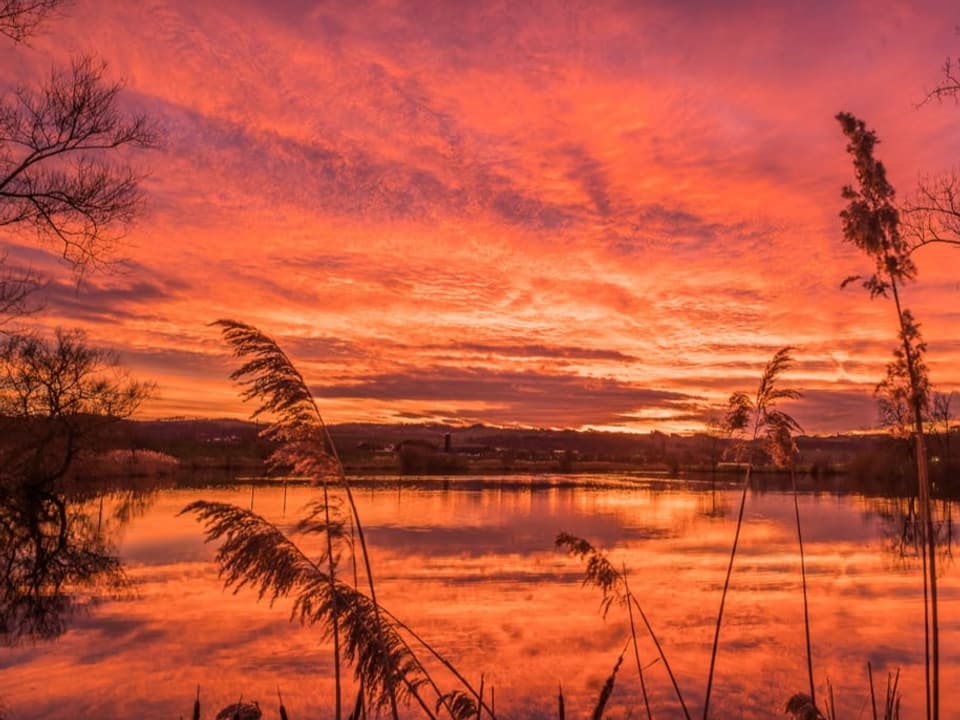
xmin=0 ymin=329 xmax=151 ymax=487
xmin=0 ymin=0 xmax=60 ymax=43
xmin=900 ymin=58 xmax=960 ymax=253
xmin=837 ymin=112 xmax=939 ymax=720
xmin=1 ymin=55 xmax=159 ymax=274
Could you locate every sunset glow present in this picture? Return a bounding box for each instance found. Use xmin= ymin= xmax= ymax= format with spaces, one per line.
xmin=2 ymin=0 xmax=959 ymax=432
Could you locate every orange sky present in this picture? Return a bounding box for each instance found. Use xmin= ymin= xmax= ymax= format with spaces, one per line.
xmin=1 ymin=0 xmax=958 ymax=433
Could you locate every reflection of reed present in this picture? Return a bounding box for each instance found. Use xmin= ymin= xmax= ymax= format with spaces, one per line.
xmin=869 ymin=497 xmax=956 ymax=567
xmin=697 ymin=486 xmax=730 ymax=519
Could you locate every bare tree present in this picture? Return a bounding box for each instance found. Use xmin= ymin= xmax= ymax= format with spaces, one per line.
xmin=0 ymin=56 xmax=159 ymax=275
xmin=901 ymin=58 xmax=960 ymax=253
xmin=0 ymin=254 xmax=41 ymax=322
xmin=0 ymin=0 xmax=61 ymax=43
xmin=921 ymin=55 xmax=960 ymax=106
xmin=0 ymin=329 xmax=152 ymax=487
xmin=902 ymin=172 xmax=960 ymax=254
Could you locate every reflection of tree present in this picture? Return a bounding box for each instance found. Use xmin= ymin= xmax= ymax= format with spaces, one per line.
xmin=0 ymin=480 xmax=127 ymax=645
xmin=0 ymin=322 xmax=152 ymax=645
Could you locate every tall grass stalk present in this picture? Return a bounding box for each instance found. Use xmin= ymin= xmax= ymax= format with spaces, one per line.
xmin=792 ymin=467 xmax=815 ymax=705
xmin=628 ymin=596 xmax=689 ymax=718
xmin=212 ymin=320 xmax=403 ymax=717
xmin=836 ymin=114 xmax=939 ymax=720
xmin=703 ymin=347 xmax=800 ymax=719
xmin=702 ymin=463 xmax=750 ymax=720
xmin=315 ymin=408 xmax=404 ymax=719
xmin=321 ymin=480 xmax=342 ymax=719
xmin=476 ymin=676 xmax=484 ymax=720
xmin=623 ymin=567 xmax=652 ymax=720
xmin=557 ymin=533 xmax=690 ymax=719
xmin=867 ymin=662 xmax=901 ymax=720
xmin=381 ymin=607 xmax=497 ymax=718
xmin=591 ymin=646 xmax=626 ymax=720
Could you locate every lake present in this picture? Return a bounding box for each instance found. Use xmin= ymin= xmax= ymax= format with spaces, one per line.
xmin=0 ymin=474 xmax=955 ymax=719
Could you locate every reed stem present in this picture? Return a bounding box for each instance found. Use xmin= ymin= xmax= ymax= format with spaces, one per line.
xmin=622 ymin=566 xmax=652 ymax=720
xmin=792 ymin=467 xmax=815 ymax=705
xmin=703 ymin=463 xmax=751 ymax=719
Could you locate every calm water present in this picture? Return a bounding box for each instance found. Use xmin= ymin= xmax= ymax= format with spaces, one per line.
xmin=0 ymin=474 xmax=957 ymax=719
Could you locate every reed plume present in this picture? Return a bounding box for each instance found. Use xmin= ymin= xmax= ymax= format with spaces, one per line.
xmin=703 ymin=347 xmax=801 ymax=719
xmin=837 ymin=113 xmax=938 ymax=720
xmin=213 ymin=318 xmax=388 ymax=719
xmin=185 ymin=320 xmax=488 ymax=720
xmin=591 ymin=647 xmax=625 ymax=720
xmin=180 ymin=500 xmax=427 ymax=712
xmin=436 ymin=691 xmax=477 ymax=719
xmin=556 ymin=532 xmax=690 ymax=719
xmin=785 ymin=693 xmax=824 ymax=720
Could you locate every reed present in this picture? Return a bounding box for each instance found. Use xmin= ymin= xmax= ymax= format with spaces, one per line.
xmin=182 ymin=498 xmax=492 ymax=719
xmin=785 ymin=693 xmax=823 ymax=720
xmin=184 ymin=320 xmax=490 ymax=720
xmin=704 ymin=347 xmax=801 ymax=719
xmin=622 ymin=567 xmax=652 ymax=720
xmin=213 ymin=319 xmax=391 ymax=720
xmin=792 ymin=467 xmax=815 ymax=705
xmin=591 ymin=646 xmax=625 ymax=720
xmin=556 ymin=532 xmax=690 ymax=719
xmin=837 ymin=113 xmax=939 ymax=720
xmin=186 ymin=319 xmax=894 ymax=720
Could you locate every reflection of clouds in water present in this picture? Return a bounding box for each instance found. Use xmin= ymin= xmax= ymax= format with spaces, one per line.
xmin=368 ymin=523 xmax=673 ymax=559
xmin=0 ymin=481 xmax=956 ymax=719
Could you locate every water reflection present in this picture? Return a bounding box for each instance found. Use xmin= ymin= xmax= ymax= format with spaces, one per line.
xmin=0 ymin=475 xmax=957 ymax=719
xmin=0 ymin=476 xmax=164 ymax=646
xmin=868 ymin=496 xmax=956 ymax=567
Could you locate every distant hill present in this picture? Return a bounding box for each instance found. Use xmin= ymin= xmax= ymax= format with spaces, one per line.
xmin=106 ymin=417 xmax=956 ymax=487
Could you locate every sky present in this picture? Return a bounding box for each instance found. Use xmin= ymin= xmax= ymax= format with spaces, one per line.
xmin=1 ymin=0 xmax=959 ymax=433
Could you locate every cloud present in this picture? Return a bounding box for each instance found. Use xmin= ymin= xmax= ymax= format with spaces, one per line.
xmin=310 ymin=366 xmax=698 ymax=427
xmin=427 ymin=341 xmax=637 ymax=362
xmin=0 ymin=0 xmax=957 ymax=432
xmin=39 ymin=277 xmax=185 ymax=324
